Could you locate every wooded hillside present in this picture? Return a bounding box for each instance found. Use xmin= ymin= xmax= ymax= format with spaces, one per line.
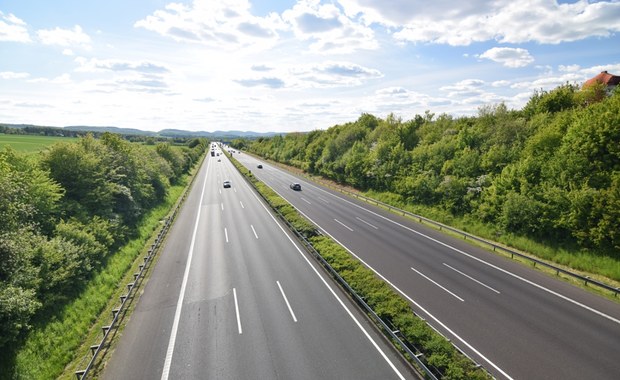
xmin=236 ymin=84 xmax=620 ymax=257
xmin=0 ymin=134 xmax=207 ymax=349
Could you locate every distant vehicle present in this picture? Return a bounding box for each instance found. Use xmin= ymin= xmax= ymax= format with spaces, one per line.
xmin=257 ymin=164 xmax=263 ymax=169
xmin=290 ymin=183 xmax=301 ymax=191
xmin=218 ymin=158 xmax=221 ymax=162
xmin=211 ymin=151 xmax=215 ymax=156
xmin=223 ymin=180 xmax=231 ymax=188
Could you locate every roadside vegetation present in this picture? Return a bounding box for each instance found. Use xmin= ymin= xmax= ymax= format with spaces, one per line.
xmin=231 ymin=84 xmax=620 ymax=282
xmin=229 ymin=154 xmax=491 ymax=379
xmin=0 ymin=133 xmax=207 ymax=379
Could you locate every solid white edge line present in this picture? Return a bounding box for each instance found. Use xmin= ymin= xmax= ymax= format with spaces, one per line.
xmin=277 ymin=281 xmax=298 ymax=322
xmin=298 ymin=209 xmax=514 ymax=380
xmin=303 ymin=178 xmax=620 ymax=326
xmin=241 ymin=179 xmax=407 ymax=380
xmin=251 ymin=224 xmax=259 ymax=239
xmin=225 ymin=227 xmax=229 ymax=243
xmin=161 ymin=157 xmax=210 ymax=380
xmin=334 ymin=218 xmax=354 ymax=232
xmin=411 ymin=266 xmax=464 ymax=302
xmin=443 ymin=263 xmax=501 ymax=294
xmin=233 ymin=287 xmax=243 ymax=334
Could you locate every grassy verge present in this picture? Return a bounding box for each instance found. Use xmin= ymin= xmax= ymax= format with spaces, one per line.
xmin=11 ymin=184 xmax=184 ymax=380
xmin=8 ymin=154 xmax=202 ymax=380
xmin=249 ymin=154 xmax=620 ymax=297
xmin=362 ymin=190 xmax=620 ymax=290
xmin=229 ymin=155 xmax=491 ymax=380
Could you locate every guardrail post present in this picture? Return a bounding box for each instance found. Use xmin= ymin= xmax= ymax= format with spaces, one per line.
xmin=90 ymin=344 xmax=100 ymax=356
xmin=585 ymin=276 xmax=590 ymax=286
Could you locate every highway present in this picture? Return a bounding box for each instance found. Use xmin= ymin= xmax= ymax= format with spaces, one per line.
xmin=102 ymin=149 xmax=416 ymax=379
xmin=234 ymin=150 xmax=620 ymax=380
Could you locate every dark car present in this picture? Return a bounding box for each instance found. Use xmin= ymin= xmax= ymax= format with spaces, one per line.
xmin=223 ymin=180 xmax=231 ymax=188
xmin=257 ymin=164 xmax=263 ymax=169
xmin=290 ymin=183 xmax=301 ymax=191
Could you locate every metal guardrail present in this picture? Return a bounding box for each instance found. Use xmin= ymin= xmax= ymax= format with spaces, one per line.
xmin=74 ymin=153 xmax=205 ymax=380
xmin=231 ymin=162 xmax=448 ymax=380
xmin=313 ymin=183 xmax=620 ymax=297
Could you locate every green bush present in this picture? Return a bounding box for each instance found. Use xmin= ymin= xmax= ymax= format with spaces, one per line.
xmin=231 ymin=155 xmax=491 ymax=379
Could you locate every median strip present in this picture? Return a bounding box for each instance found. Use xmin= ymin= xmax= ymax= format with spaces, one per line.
xmin=227 ymin=151 xmax=493 ymax=380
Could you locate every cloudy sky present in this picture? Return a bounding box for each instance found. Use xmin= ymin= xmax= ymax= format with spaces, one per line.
xmin=1 ymin=0 xmax=619 ymax=133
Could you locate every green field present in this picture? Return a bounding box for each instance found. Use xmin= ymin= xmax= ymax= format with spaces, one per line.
xmin=0 ymin=134 xmax=76 ymax=153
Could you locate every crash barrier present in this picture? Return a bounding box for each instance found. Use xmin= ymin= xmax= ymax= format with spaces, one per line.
xmin=230 ymin=157 xmax=494 ymax=379
xmin=74 ymin=154 xmax=205 ymax=379
xmin=314 ymin=181 xmax=620 ymax=297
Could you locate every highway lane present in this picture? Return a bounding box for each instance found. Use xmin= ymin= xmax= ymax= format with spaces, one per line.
xmin=234 ymin=151 xmax=620 ymax=380
xmin=103 ymin=149 xmax=416 ymax=380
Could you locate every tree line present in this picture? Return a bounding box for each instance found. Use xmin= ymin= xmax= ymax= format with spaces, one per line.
xmin=233 ymin=83 xmax=620 ymax=255
xmin=0 ymin=133 xmax=207 ymax=348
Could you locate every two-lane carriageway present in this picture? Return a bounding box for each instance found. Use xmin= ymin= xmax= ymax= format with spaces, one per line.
xmin=103 ymin=150 xmax=416 ymax=380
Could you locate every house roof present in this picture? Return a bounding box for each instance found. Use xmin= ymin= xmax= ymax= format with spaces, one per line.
xmin=584 ymin=71 xmax=620 ymax=87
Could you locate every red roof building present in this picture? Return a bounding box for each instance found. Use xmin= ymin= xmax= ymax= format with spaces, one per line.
xmin=583 ymin=70 xmax=620 ymax=95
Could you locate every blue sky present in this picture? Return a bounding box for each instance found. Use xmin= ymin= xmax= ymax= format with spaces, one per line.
xmin=1 ymin=0 xmax=619 ymax=133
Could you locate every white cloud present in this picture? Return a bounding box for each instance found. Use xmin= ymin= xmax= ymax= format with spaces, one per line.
xmin=27 ymin=73 xmax=72 ymax=85
xmin=134 ymin=0 xmax=285 ymax=50
xmin=291 ymin=61 xmax=383 ymax=87
xmin=339 ymin=0 xmax=620 ymax=46
xmin=282 ymin=0 xmax=378 ymax=53
xmin=0 ymin=11 xmax=31 ymax=42
xmin=75 ymin=58 xmax=170 ymax=74
xmin=0 ymin=71 xmax=30 ymax=79
xmin=479 ymin=47 xmax=534 ymax=68
xmin=491 ymin=80 xmax=511 ymax=87
xmin=37 ymin=25 xmax=91 ymax=49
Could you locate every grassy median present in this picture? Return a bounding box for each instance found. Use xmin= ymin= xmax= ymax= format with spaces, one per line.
xmin=229 ymin=154 xmax=491 ymax=380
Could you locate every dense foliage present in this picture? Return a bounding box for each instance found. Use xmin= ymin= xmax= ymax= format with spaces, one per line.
xmin=0 ymin=134 xmax=207 ymax=349
xmin=229 ymin=154 xmax=490 ymax=379
xmin=236 ymin=84 xmax=620 ymax=255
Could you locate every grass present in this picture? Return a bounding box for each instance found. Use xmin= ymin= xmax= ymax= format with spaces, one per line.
xmin=362 ymin=189 xmax=620 ymax=291
xmin=247 ymin=154 xmax=620 ymax=297
xmin=228 ymin=153 xmax=491 ymax=380
xmin=6 ymin=161 xmax=198 ymax=380
xmin=0 ymin=134 xmax=76 ymax=153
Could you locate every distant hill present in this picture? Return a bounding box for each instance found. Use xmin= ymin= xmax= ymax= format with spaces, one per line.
xmin=1 ymin=123 xmax=282 ymax=139
xmin=64 ymin=125 xmax=153 ymax=136
xmin=158 ymin=129 xmax=280 ymax=139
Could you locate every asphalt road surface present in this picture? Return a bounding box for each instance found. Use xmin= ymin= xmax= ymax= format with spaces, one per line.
xmin=234 ymin=150 xmax=620 ymax=380
xmin=102 ymin=149 xmax=417 ymax=380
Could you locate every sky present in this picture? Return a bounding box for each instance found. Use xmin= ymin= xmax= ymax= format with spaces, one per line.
xmin=1 ymin=0 xmax=619 ymax=133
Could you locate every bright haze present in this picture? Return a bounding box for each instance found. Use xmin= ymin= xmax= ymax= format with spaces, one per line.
xmin=1 ymin=0 xmax=619 ymax=133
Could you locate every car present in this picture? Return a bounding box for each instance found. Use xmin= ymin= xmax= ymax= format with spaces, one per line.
xmin=223 ymin=180 xmax=231 ymax=188
xmin=217 ymin=158 xmax=221 ymax=162
xmin=257 ymin=164 xmax=263 ymax=169
xmin=290 ymin=183 xmax=301 ymax=191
